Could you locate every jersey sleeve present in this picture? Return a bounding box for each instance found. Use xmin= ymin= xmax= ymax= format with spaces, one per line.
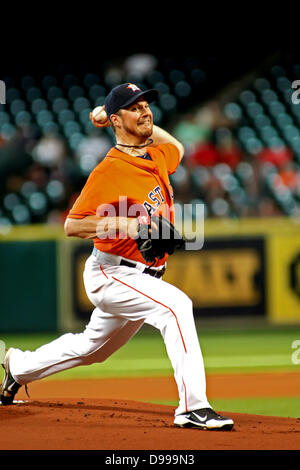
xmin=157 ymin=143 xmax=181 ymax=175
xmin=67 ymin=168 xmax=104 ymax=219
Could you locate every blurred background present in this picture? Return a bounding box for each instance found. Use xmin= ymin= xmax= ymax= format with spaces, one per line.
xmin=3 ymin=48 xmax=299 ymax=226
xmin=1 ymin=43 xmax=300 ymax=333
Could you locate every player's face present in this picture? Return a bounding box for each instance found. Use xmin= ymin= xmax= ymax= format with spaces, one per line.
xmin=120 ymin=99 xmax=153 ymax=139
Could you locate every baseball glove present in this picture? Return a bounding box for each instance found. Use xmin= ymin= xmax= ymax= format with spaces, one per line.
xmin=135 ymin=215 xmax=185 ymax=263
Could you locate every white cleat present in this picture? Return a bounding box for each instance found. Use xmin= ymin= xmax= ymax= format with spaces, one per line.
xmin=174 ymin=408 xmax=234 ymax=431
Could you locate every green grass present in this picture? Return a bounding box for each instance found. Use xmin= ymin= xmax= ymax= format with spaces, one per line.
xmin=152 ymin=397 xmax=300 ymax=419
xmin=1 ymin=324 xmax=300 ymax=378
xmin=211 ymin=397 xmax=300 ymax=419
xmin=199 ymin=326 xmax=300 ymax=374
xmin=1 ymin=325 xmax=300 ymax=418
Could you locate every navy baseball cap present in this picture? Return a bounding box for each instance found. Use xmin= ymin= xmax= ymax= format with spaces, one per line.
xmin=104 ymin=83 xmax=158 ymax=118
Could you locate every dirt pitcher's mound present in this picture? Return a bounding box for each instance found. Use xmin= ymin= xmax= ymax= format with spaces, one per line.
xmin=0 ymin=398 xmax=299 ymax=450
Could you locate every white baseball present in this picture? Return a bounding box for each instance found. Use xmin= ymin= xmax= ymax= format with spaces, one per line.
xmin=92 ymin=106 xmax=107 ymax=123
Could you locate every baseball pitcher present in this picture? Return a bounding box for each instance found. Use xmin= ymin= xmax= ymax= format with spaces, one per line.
xmin=1 ymin=83 xmax=233 ymax=430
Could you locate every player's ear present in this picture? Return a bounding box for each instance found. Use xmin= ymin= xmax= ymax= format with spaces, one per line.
xmin=110 ymin=112 xmax=122 ymax=129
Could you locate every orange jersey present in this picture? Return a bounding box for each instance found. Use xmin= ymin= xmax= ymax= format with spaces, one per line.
xmin=68 ymin=143 xmax=180 ymax=266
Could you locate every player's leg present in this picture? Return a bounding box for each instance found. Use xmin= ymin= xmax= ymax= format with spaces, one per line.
xmin=7 ymin=312 xmax=144 ymax=386
xmin=144 ymin=285 xmax=210 ymax=417
xmin=95 ymin=266 xmax=233 ymax=429
xmin=96 ymin=264 xmax=211 ymax=416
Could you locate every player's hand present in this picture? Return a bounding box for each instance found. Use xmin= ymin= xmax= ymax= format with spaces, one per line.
xmin=90 ymin=106 xmax=111 ymax=128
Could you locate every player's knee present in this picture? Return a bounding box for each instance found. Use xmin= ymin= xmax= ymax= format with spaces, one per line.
xmin=73 ymin=333 xmax=100 ymax=358
xmin=162 ymin=291 xmax=193 ymax=323
xmin=183 ymin=292 xmax=193 ymax=309
xmin=172 ymin=290 xmax=193 ymax=312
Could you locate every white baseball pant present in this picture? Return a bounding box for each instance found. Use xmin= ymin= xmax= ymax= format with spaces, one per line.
xmin=9 ymin=251 xmax=211 ymax=416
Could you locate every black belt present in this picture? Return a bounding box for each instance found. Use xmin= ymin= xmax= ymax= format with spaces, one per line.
xmin=120 ymin=259 xmax=165 ymax=278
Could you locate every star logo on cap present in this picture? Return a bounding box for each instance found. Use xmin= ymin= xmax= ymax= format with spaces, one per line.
xmin=127 ymin=83 xmax=141 ymax=92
